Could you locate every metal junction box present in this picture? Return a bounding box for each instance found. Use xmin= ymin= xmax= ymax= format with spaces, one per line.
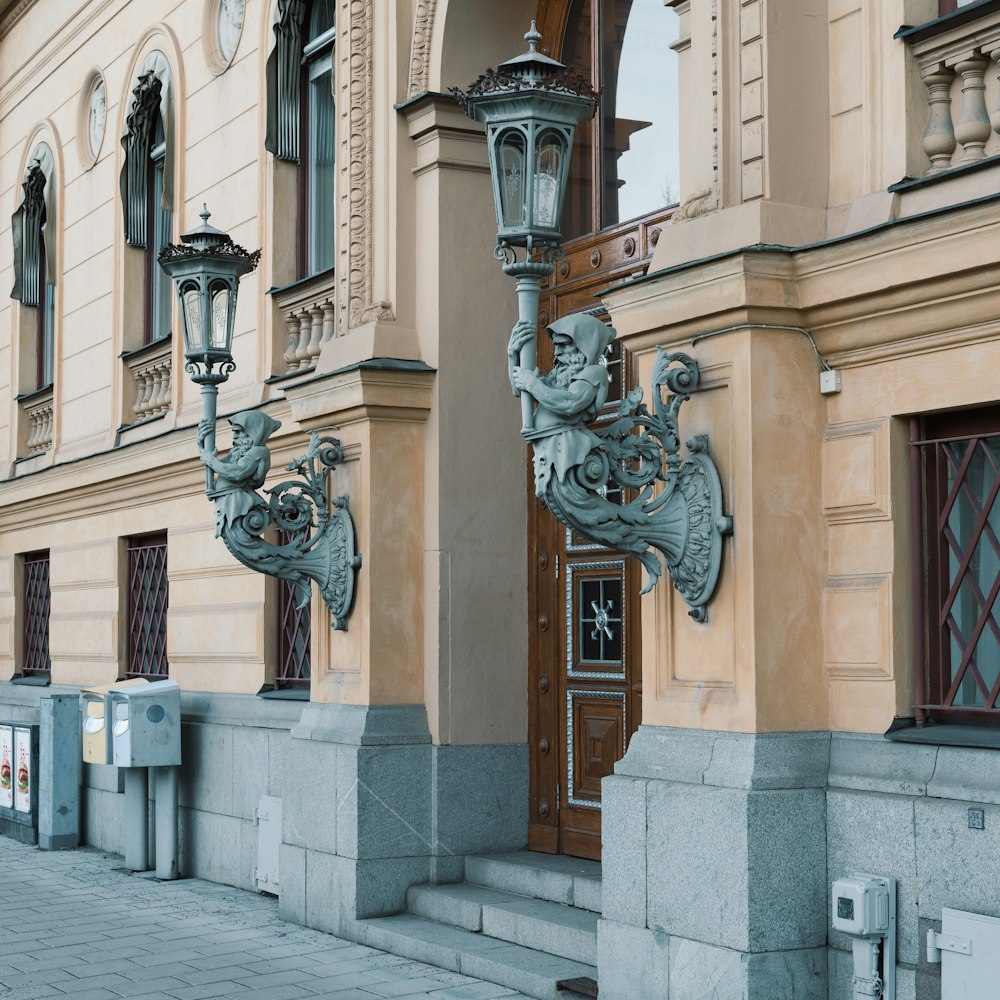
xmin=110 ymin=679 xmax=181 ymax=768
xmin=0 ymin=723 xmax=39 ymax=843
xmin=81 ymin=679 xmax=149 ymax=764
xmin=930 ymin=907 xmax=1000 ymax=999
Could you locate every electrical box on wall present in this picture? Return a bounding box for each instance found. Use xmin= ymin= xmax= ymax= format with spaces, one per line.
xmin=928 ymin=907 xmax=1000 ymax=999
xmin=832 ymin=873 xmax=896 ymax=999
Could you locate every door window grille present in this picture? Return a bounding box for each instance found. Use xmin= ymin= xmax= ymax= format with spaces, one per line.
xmin=276 ymin=532 xmax=311 ymax=687
xmin=127 ymin=534 xmax=168 ymax=678
xmin=914 ymin=409 xmax=1000 ymax=721
xmin=22 ymin=553 xmax=50 ymax=676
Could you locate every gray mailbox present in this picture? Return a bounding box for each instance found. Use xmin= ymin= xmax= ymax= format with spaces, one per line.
xmin=110 ymin=679 xmax=181 ymax=768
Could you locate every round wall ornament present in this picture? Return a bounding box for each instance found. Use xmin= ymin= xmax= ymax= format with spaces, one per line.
xmin=78 ymin=71 xmax=107 ymax=169
xmin=205 ymin=0 xmax=245 ymax=73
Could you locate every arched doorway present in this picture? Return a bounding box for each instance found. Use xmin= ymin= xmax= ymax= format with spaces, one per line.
xmin=528 ymin=0 xmax=680 ymax=859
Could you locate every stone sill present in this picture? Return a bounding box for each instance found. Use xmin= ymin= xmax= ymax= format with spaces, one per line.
xmin=886 ymin=721 xmax=1000 ymax=750
xmin=889 ymin=151 xmax=1000 ymax=193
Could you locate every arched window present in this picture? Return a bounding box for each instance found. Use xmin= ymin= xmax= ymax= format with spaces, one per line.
xmin=10 ymin=142 xmax=56 ymax=391
xmin=555 ymin=0 xmax=680 ymax=241
xmin=120 ymin=54 xmax=174 ymax=345
xmin=266 ymin=0 xmax=336 ymax=277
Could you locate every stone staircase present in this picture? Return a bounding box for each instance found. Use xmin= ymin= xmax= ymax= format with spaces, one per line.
xmin=356 ymin=851 xmax=602 ymax=1000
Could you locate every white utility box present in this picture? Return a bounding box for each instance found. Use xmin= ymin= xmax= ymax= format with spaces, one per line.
xmin=929 ymin=907 xmax=1000 ymax=999
xmin=110 ymin=679 xmax=181 ymax=767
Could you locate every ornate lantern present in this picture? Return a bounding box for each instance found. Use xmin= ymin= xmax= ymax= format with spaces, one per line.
xmin=158 ymin=205 xmax=260 ymax=380
xmin=454 ymin=23 xmax=597 ymax=434
xmin=454 ymin=22 xmax=597 ymax=252
xmin=158 ymin=206 xmax=260 ymax=490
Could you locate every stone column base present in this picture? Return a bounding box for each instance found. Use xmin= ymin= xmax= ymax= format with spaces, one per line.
xmin=599 ymin=726 xmax=830 ymax=1000
xmin=279 ymin=703 xmax=527 ymax=936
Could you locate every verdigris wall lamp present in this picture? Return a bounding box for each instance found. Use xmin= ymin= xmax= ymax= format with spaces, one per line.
xmin=454 ymin=25 xmax=731 ymax=620
xmin=158 ymin=208 xmax=360 ymax=629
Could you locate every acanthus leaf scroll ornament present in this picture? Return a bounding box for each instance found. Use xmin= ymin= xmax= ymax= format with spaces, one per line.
xmin=508 ymin=315 xmax=732 ymax=621
xmin=197 ymin=410 xmax=361 ymax=630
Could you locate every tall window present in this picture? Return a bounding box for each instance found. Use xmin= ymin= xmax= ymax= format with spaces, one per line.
xmin=22 ymin=552 xmax=51 ymax=677
xmin=127 ymin=534 xmax=169 ymax=678
xmin=121 ymin=60 xmax=174 ymax=344
xmin=557 ymin=0 xmax=680 ymax=241
xmin=914 ymin=408 xmax=1000 ymax=723
xmin=147 ymin=114 xmax=172 ymax=343
xmin=266 ymin=0 xmax=336 ymax=277
xmin=10 ymin=144 xmax=56 ymax=390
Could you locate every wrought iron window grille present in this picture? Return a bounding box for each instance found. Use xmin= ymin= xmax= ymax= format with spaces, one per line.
xmin=913 ymin=410 xmax=1000 ymax=723
xmin=126 ymin=534 xmax=169 ymax=678
xmin=22 ymin=553 xmax=50 ymax=676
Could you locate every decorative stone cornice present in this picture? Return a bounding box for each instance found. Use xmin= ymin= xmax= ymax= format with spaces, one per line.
xmin=0 ymin=0 xmax=34 ymax=40
xmin=281 ymin=359 xmax=436 ymax=429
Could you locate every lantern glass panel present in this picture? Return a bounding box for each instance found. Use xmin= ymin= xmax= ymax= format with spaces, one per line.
xmin=182 ymin=284 xmax=203 ymax=351
xmin=496 ymin=128 xmax=527 ymax=229
xmin=210 ymin=282 xmax=230 ymax=350
xmin=534 ymin=131 xmax=565 ymax=230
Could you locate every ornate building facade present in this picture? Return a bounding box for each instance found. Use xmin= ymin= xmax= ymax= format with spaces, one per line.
xmin=1 ymin=0 xmax=999 ymax=996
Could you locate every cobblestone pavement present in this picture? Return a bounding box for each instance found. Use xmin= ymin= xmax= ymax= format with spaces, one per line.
xmin=0 ymin=837 xmax=529 ymax=1000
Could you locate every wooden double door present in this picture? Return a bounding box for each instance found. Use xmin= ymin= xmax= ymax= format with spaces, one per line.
xmin=527 ymin=212 xmax=669 ymax=860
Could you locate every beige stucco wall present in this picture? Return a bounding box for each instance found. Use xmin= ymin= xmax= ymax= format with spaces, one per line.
xmin=1 ymin=0 xmax=998 ymax=745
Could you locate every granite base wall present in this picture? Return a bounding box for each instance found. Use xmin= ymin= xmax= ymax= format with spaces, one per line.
xmin=601 ymin=726 xmax=1000 ymax=1000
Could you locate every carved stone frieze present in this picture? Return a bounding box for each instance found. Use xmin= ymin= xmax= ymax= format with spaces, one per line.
xmin=407 ymin=0 xmax=437 ymax=99
xmin=341 ymin=0 xmax=395 ymax=331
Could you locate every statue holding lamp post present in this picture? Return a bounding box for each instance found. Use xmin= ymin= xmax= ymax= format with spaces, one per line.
xmin=456 ymin=24 xmax=732 ymax=619
xmin=158 ymin=207 xmax=360 ymax=630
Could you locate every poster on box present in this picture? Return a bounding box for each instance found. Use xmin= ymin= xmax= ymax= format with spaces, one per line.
xmin=0 ymin=726 xmax=11 ymax=809
xmin=14 ymin=728 xmax=30 ymax=813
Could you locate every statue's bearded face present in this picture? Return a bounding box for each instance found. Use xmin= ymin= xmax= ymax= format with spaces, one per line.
xmin=231 ymin=428 xmax=251 ymax=457
xmin=552 ymin=341 xmax=587 ymax=387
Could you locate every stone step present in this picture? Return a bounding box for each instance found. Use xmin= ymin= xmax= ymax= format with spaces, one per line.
xmin=465 ymin=851 xmax=602 ymax=914
xmin=480 ymin=897 xmax=598 ymax=966
xmin=407 ymin=882 xmax=524 ymax=931
xmin=356 ymin=913 xmax=598 ymax=1000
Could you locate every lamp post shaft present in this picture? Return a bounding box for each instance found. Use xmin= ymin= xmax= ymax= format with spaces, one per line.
xmin=505 ymin=260 xmax=555 ymax=435
xmin=200 ymin=382 xmax=218 ymax=494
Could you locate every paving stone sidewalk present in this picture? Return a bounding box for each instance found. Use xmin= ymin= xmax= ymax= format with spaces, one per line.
xmin=0 ymin=837 xmax=530 ymax=1000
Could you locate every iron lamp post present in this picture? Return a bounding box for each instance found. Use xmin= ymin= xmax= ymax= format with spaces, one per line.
xmin=158 ymin=207 xmax=361 ymax=631
xmin=456 ymin=28 xmax=732 ymax=619
xmin=157 ymin=206 xmax=260 ymax=492
xmin=453 ymin=22 xmax=597 ymax=434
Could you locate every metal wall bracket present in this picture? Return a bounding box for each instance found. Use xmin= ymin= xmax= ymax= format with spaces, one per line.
xmin=509 ymin=313 xmax=732 ymax=620
xmin=199 ymin=413 xmax=361 ymax=630
xmin=927 ymin=930 xmax=973 ymax=962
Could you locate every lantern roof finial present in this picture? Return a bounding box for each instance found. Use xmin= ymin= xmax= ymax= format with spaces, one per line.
xmin=180 ymin=202 xmax=232 ymax=247
xmin=525 ymin=20 xmax=541 ymax=52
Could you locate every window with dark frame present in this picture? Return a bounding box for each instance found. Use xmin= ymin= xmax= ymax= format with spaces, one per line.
xmin=266 ymin=0 xmax=335 ymax=279
xmin=126 ymin=534 xmax=169 ymax=678
xmin=276 ymin=530 xmax=311 ymax=688
xmin=912 ymin=407 xmax=1000 ymax=724
xmin=22 ymin=552 xmax=51 ymax=677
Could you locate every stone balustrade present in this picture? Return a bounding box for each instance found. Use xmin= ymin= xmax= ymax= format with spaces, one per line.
xmin=273 ymin=269 xmax=336 ymax=375
xmin=124 ymin=337 xmax=172 ymax=421
xmin=22 ymin=387 xmax=53 ymax=455
xmin=908 ymin=8 xmax=1000 ymax=175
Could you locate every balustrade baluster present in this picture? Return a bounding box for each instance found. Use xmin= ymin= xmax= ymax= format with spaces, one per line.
xmin=954 ymin=53 xmax=991 ymax=162
xmin=294 ymin=309 xmax=312 ymax=368
xmin=285 ymin=313 xmax=302 ymax=372
xmin=922 ymin=63 xmax=957 ymax=174
xmin=306 ymin=305 xmax=324 ymax=363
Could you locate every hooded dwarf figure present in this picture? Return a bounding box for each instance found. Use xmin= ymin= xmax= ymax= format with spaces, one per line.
xmin=520 ymin=313 xmax=614 ymax=498
xmin=200 ymin=410 xmax=282 ymax=537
